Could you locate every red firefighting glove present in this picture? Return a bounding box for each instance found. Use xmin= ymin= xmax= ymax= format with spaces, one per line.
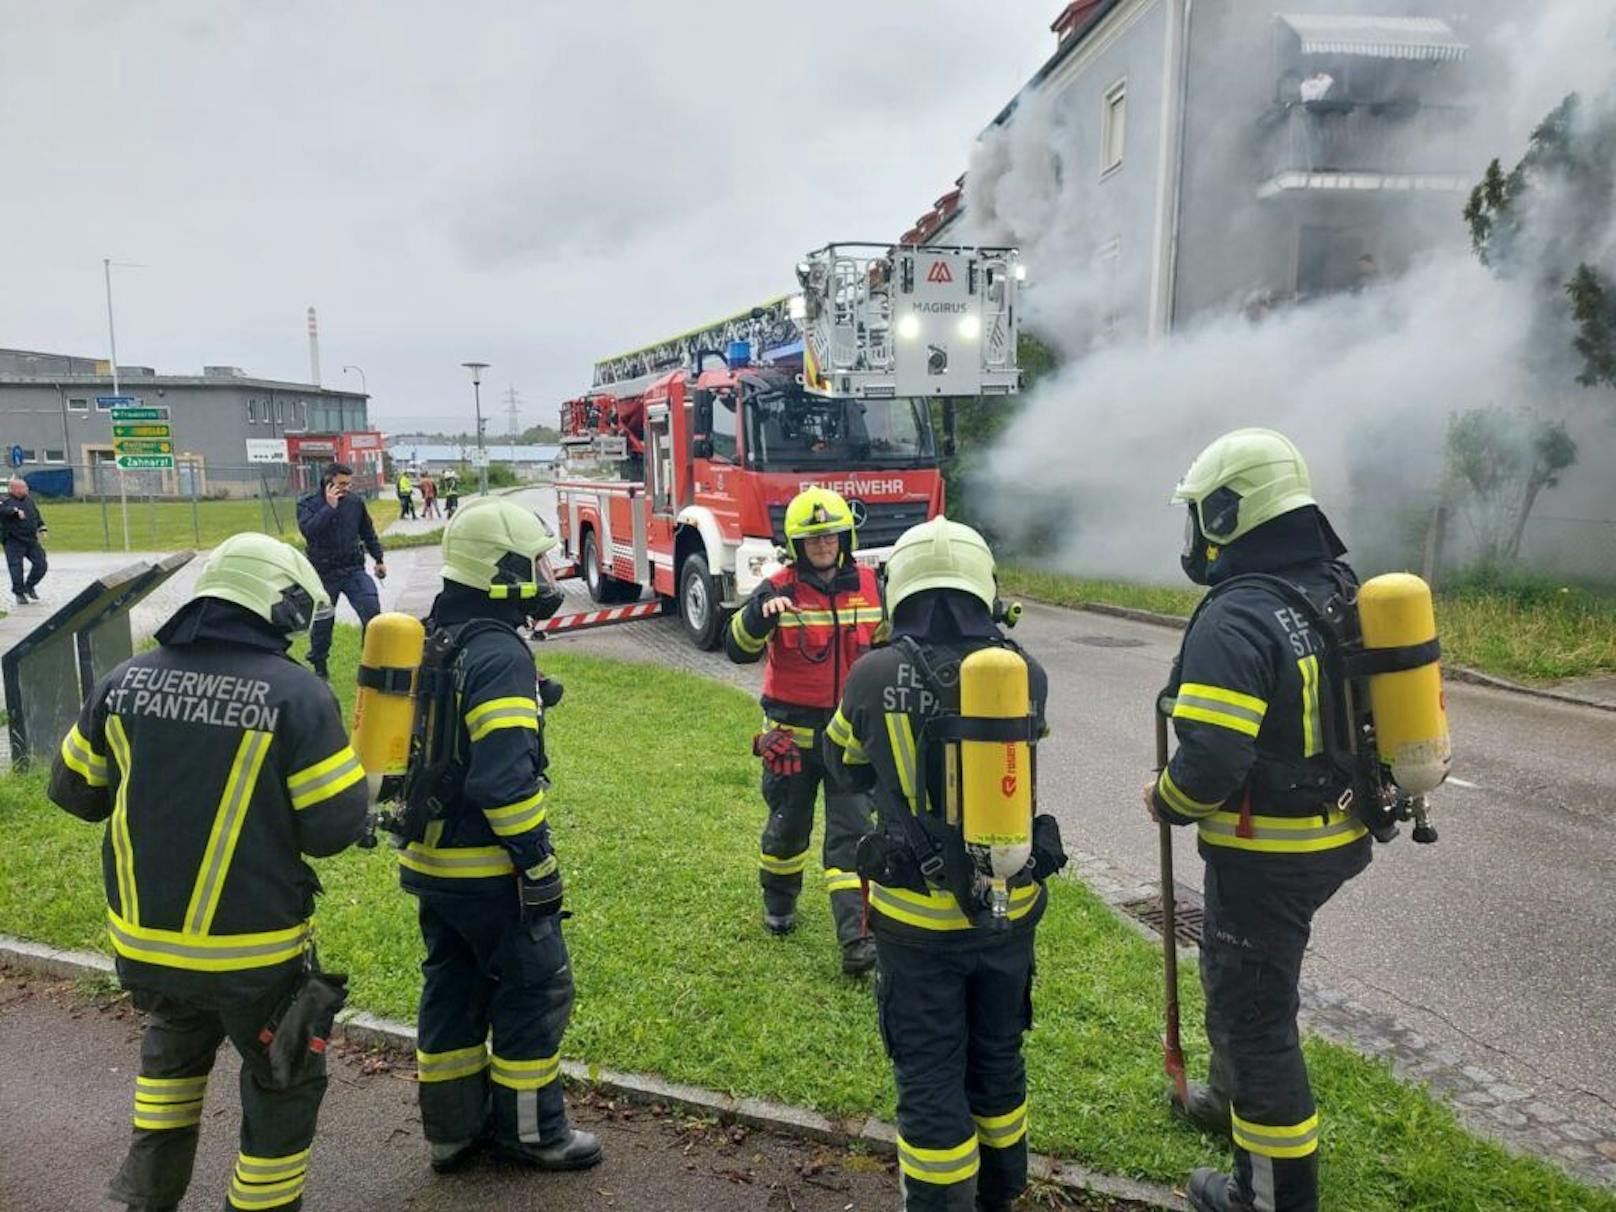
xmin=753 ymin=728 xmax=802 ymax=777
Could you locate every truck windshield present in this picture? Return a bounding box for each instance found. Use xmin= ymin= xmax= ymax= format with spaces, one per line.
xmin=743 ymin=386 xmax=935 ymax=470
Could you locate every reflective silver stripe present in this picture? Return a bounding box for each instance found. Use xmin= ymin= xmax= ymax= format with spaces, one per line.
xmin=870 ymin=886 xmax=960 ymax=922
xmin=107 ymin=916 xmax=308 ymax=964
xmin=1198 ymin=816 xmax=1364 ymax=844
xmin=973 ymin=1106 xmax=1028 ymax=1148
xmin=133 ymin=1104 xmax=203 ymax=1126
xmin=1299 ymin=655 xmax=1322 ymax=758
xmin=1232 ymin=1119 xmax=1320 ymax=1154
xmin=234 ymin=1152 xmax=310 ymax=1180
xmin=290 ymin=751 xmax=363 ymax=807
xmin=188 ymin=730 xmax=272 ymax=934
xmin=399 ymin=846 xmax=515 ymax=875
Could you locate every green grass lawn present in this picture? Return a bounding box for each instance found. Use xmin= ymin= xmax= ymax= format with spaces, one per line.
xmin=998 ymin=565 xmax=1616 ymax=684
xmin=36 ymin=496 xmax=393 ymax=553
xmin=4 ymin=631 xmax=1610 ymax=1210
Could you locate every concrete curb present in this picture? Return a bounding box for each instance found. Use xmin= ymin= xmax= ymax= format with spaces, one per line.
xmin=1 ymin=936 xmax=1186 ymax=1211
xmin=1058 ymin=601 xmax=1616 ymax=715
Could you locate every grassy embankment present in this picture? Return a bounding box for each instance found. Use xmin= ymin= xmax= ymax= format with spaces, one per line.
xmin=1 ymin=631 xmax=1610 ymax=1210
xmin=998 ymin=565 xmax=1616 ymax=683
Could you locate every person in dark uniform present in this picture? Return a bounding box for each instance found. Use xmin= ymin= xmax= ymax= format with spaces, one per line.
xmin=824 ymin=516 xmax=1067 ymax=1212
xmin=396 ymin=496 xmax=600 ymax=1175
xmin=48 ymin=532 xmax=369 ymax=1212
xmin=1148 ymin=428 xmax=1372 ymax=1212
xmin=296 ymin=461 xmax=386 ymax=680
xmin=725 ymin=487 xmax=884 ymax=974
xmin=0 ymin=474 xmax=48 ymax=605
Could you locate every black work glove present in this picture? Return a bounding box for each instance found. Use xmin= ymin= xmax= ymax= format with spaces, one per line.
xmin=856 ymin=832 xmax=926 ymax=893
xmin=537 ymin=675 xmax=564 ymax=708
xmin=1029 ymin=813 xmax=1069 ymax=882
xmin=520 ymin=860 xmax=564 ymax=921
xmin=753 ymin=728 xmax=802 ymax=777
xmin=260 ymin=971 xmax=348 ymax=1090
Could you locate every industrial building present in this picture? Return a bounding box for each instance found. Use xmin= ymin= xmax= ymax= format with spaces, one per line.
xmin=0 ymin=348 xmax=380 ymax=497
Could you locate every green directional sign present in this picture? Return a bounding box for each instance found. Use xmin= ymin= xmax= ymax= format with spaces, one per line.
xmin=111 ymin=406 xmax=168 ymax=422
xmin=113 ymin=439 xmax=173 ymax=455
xmin=116 ymin=454 xmax=175 ymax=470
xmin=113 ymin=424 xmax=172 ymax=438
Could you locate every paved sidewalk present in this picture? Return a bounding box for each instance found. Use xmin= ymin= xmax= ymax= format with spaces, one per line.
xmin=0 ymin=968 xmax=923 ymax=1212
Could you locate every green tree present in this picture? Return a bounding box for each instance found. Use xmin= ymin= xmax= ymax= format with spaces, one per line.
xmin=1452 ymin=91 xmax=1616 ymax=564
xmin=1444 ymin=408 xmax=1577 ymax=566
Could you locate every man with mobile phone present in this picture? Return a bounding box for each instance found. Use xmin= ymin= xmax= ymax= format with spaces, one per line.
xmin=296 ymin=462 xmax=387 ymax=679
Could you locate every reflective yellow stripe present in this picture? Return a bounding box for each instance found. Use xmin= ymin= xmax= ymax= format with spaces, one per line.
xmin=759 ymin=847 xmax=810 ymax=876
xmin=234 ymin=1148 xmax=310 ymax=1182
xmin=730 ymin=610 xmax=768 ymax=653
xmin=1174 ymin=683 xmax=1267 ymax=738
xmin=228 ymin=1171 xmax=306 ymax=1209
xmin=896 ymin=1132 xmax=980 ymax=1185
xmin=465 ymin=696 xmax=540 ymax=743
xmin=763 ymin=717 xmax=816 ymax=746
xmin=1232 ymin=1109 xmax=1320 ymax=1158
xmin=398 ymin=843 xmax=516 ymax=879
xmin=1299 ymin=655 xmax=1322 ymax=758
xmin=824 ymin=867 xmax=861 ymax=893
xmin=184 ymin=730 xmax=273 ymax=936
xmin=825 ymin=710 xmax=867 ymax=762
xmin=287 ymin=745 xmax=365 ymax=810
xmin=132 ymin=1072 xmax=208 ymax=1129
xmin=1156 ymin=768 xmax=1222 ymax=819
xmin=483 ymin=788 xmax=547 ymax=837
xmin=104 ymin=715 xmax=139 ymax=925
xmin=973 ymin=1100 xmax=1029 ymax=1149
xmin=884 ymin=712 xmax=920 ymax=812
xmin=490 ymin=1050 xmax=561 ymax=1090
xmin=108 ymin=909 xmax=310 ymax=973
xmin=416 ymin=1044 xmax=490 ymax=1083
xmin=60 ymin=723 xmax=110 ymax=786
xmin=869 ymin=881 xmax=1042 ymax=932
xmin=1198 ymin=809 xmax=1367 ymax=854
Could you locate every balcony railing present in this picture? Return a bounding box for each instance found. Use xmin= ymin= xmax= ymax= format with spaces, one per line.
xmin=1256 ymin=101 xmax=1472 ymax=194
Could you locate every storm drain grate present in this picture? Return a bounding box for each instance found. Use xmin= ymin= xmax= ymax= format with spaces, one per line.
xmin=1119 ymin=889 xmax=1205 ymax=948
xmin=1070 ymin=634 xmax=1147 ymax=648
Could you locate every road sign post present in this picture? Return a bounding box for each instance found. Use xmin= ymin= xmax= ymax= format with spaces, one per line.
xmin=99 ymin=396 xmax=137 ymax=552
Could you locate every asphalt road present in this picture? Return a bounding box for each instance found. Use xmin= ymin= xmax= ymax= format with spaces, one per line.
xmin=0 ymin=969 xmax=910 ymax=1212
xmin=522 ymin=483 xmax=1616 ymax=1134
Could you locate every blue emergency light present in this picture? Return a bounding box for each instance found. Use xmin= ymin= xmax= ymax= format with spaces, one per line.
xmin=726 ymin=340 xmax=752 ymax=369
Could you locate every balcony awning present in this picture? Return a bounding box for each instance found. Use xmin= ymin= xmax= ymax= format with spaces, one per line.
xmin=1279 ymin=14 xmax=1468 ymax=61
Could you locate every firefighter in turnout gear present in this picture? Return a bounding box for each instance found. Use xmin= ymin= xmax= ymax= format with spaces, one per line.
xmin=726 ymin=487 xmax=885 ymax=973
xmin=399 ymin=497 xmax=601 ymax=1175
xmin=1150 ymin=429 xmax=1373 ymax=1212
xmin=47 ymin=533 xmax=369 ymax=1212
xmin=824 ymin=517 xmax=1068 ymax=1212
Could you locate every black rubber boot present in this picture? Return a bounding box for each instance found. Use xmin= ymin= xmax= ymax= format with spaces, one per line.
xmin=1187 ymin=1167 xmax=1251 ymax=1212
xmin=499 ymin=1128 xmax=603 ymax=1171
xmin=1171 ymin=1080 xmax=1232 ymax=1139
xmin=840 ymin=936 xmax=876 ymax=975
xmin=762 ymin=910 xmax=797 ymax=936
xmin=428 ymin=1137 xmax=481 ymax=1174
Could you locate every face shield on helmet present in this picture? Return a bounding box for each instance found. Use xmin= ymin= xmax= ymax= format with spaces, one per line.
xmin=1180 ymin=505 xmax=1213 ymax=586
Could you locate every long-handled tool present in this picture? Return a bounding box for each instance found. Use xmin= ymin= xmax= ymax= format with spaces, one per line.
xmin=1155 ymin=694 xmax=1189 ymax=1109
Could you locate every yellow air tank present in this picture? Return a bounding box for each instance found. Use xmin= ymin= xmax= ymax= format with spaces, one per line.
xmin=959 ymin=647 xmax=1034 ymax=922
xmin=350 ymin=613 xmax=427 ymax=799
xmin=1358 ymin=573 xmax=1450 ymax=795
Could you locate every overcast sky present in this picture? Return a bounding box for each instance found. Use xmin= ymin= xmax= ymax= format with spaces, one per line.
xmin=0 ymin=2 xmax=1055 ymax=433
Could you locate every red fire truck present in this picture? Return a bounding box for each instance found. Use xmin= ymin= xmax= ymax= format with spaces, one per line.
xmin=550 ymin=242 xmax=1022 ymax=648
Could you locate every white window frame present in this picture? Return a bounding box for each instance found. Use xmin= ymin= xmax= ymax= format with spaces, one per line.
xmin=247 ymin=399 xmax=258 ymax=424
xmin=67 ymin=396 xmax=89 ymax=413
xmin=1101 ymin=79 xmax=1127 ymax=176
xmin=17 ymin=448 xmax=36 ymax=463
xmin=43 ymin=448 xmax=65 ymax=464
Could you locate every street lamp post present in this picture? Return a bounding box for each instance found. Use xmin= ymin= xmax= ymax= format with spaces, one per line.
xmin=342 ymin=364 xmax=367 ymax=396
xmin=103 ymin=257 xmax=131 ymax=551
xmin=462 ymin=361 xmax=489 ymax=497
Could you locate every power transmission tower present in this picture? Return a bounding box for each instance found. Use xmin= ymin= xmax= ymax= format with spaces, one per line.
xmin=503 ymin=385 xmax=522 ymax=440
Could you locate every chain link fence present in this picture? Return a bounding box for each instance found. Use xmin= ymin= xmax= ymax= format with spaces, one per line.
xmin=17 ymin=462 xmax=387 ymax=552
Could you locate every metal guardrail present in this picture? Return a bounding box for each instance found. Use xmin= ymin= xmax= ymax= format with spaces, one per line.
xmin=1257 ymin=101 xmax=1472 ymax=180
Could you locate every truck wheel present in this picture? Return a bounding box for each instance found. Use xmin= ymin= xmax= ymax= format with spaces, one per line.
xmin=679 ymin=553 xmax=726 ymax=650
xmin=583 ymin=531 xmax=612 ymax=604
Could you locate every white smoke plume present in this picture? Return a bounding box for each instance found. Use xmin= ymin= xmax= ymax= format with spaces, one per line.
xmin=962 ymin=2 xmax=1616 ymax=582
